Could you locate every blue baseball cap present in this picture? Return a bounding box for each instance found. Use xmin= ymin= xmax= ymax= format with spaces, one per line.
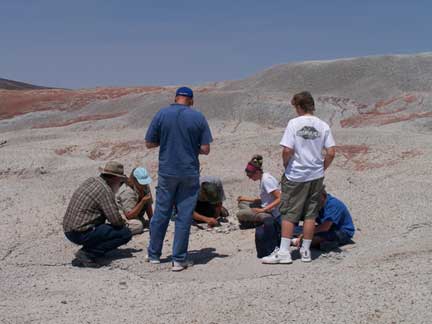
xmin=133 ymin=167 xmax=152 ymax=185
xmin=175 ymin=86 xmax=194 ymax=98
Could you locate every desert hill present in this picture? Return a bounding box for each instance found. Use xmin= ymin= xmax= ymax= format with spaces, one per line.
xmin=1 ymin=53 xmax=431 ymax=132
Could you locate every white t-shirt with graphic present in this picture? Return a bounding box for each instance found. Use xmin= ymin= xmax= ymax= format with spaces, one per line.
xmin=280 ymin=115 xmax=335 ymax=182
xmin=260 ymin=172 xmax=281 ymax=218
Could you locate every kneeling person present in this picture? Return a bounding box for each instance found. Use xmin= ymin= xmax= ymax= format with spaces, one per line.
xmin=193 ymin=176 xmax=228 ymax=228
xmin=63 ymin=161 xmax=132 ymax=268
xmin=117 ymin=167 xmax=153 ymax=235
xmin=294 ymin=189 xmax=355 ymax=250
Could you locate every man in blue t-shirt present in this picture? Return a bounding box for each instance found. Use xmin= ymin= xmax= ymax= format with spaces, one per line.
xmin=145 ymin=87 xmax=213 ymax=271
xmin=292 ymin=189 xmax=355 ymax=250
xmin=313 ymin=190 xmax=355 ymax=248
xmin=256 ymin=190 xmax=355 ymax=258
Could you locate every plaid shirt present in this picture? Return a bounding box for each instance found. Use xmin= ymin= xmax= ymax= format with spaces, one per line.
xmin=63 ymin=176 xmax=125 ymax=232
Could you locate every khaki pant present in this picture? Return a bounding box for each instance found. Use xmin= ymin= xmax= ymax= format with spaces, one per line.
xmin=236 ymin=201 xmax=273 ymax=224
xmin=124 ymin=216 xmax=147 ymax=235
xmin=279 ymin=176 xmax=324 ymax=223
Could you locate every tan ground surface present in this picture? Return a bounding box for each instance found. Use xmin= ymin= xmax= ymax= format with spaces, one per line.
xmin=1 ymin=119 xmax=431 ymax=323
xmin=1 ymin=53 xmax=432 ymax=323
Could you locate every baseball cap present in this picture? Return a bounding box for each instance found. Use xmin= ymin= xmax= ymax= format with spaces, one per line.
xmin=175 ymin=86 xmax=194 ymax=98
xmin=133 ymin=167 xmax=152 ymax=185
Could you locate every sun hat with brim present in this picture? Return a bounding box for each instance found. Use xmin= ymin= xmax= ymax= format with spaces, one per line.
xmin=133 ymin=167 xmax=152 ymax=185
xmin=199 ymin=182 xmax=221 ymax=204
xmin=99 ymin=161 xmax=127 ymax=180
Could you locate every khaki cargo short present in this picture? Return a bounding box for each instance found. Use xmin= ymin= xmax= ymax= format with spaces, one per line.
xmin=279 ymin=175 xmax=324 ymax=223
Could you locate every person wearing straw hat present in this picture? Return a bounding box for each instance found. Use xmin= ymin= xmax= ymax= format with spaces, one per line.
xmin=117 ymin=167 xmax=154 ymax=235
xmin=63 ymin=161 xmax=132 ymax=268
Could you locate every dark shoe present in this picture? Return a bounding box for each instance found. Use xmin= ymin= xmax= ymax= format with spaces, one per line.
xmin=319 ymin=241 xmax=339 ymax=253
xmin=72 ymin=249 xmax=101 ymax=268
xmin=239 ymin=222 xmax=257 ymax=230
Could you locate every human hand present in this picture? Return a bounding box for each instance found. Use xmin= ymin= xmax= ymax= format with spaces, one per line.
xmin=141 ymin=194 xmax=152 ymax=202
xmin=207 ymin=218 xmax=219 ymax=227
xmin=295 ymin=234 xmax=303 ymax=248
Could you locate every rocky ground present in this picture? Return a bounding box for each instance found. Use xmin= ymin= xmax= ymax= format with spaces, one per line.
xmin=0 ymin=116 xmax=431 ymax=323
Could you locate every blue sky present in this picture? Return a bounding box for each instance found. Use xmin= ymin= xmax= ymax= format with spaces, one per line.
xmin=1 ymin=0 xmax=430 ymax=88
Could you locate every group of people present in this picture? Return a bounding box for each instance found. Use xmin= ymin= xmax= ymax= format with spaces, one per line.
xmin=63 ymin=87 xmax=355 ymax=271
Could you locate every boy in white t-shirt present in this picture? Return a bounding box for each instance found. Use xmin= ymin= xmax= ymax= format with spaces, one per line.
xmin=262 ymin=91 xmax=336 ymax=264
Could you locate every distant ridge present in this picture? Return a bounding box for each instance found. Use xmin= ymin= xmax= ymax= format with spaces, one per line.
xmin=0 ymin=78 xmax=53 ymax=90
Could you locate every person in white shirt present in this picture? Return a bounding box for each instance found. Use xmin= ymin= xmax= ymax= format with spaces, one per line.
xmin=262 ymin=91 xmax=336 ymax=264
xmin=237 ymin=155 xmax=281 ymax=228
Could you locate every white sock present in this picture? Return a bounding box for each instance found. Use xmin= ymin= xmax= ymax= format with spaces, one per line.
xmin=302 ymin=239 xmax=312 ymax=251
xmin=280 ymin=238 xmax=291 ymax=252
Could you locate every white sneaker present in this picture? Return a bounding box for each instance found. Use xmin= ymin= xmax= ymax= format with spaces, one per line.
xmin=145 ymin=255 xmax=160 ymax=264
xmin=261 ymin=248 xmax=292 ymax=264
xmin=172 ymin=260 xmax=193 ymax=272
xmin=300 ymin=247 xmax=312 ymax=262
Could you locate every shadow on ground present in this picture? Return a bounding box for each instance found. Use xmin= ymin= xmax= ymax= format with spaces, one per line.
xmin=97 ymin=248 xmax=143 ymax=266
xmin=165 ymin=247 xmax=229 ymax=265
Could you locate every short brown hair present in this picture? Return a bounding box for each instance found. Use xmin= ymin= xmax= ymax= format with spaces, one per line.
xmin=291 ymin=91 xmax=315 ymax=113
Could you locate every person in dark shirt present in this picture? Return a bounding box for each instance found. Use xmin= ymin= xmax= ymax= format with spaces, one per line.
xmin=193 ymin=176 xmax=228 ymax=228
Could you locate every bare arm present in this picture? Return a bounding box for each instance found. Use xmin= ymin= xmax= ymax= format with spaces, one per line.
xmin=324 ymin=146 xmax=336 ymax=171
xmin=145 ymin=141 xmax=159 ymax=149
xmin=237 ymin=196 xmax=261 ymax=203
xmin=262 ymin=190 xmax=281 ymax=213
xmin=145 ymin=202 xmax=153 ymax=220
xmin=199 ymin=144 xmax=210 ymax=155
xmin=193 ymin=211 xmax=218 ymax=226
xmin=124 ymin=194 xmax=152 ymax=220
xmin=315 ymin=220 xmax=333 ymax=233
xmin=282 ymin=146 xmax=294 ymax=169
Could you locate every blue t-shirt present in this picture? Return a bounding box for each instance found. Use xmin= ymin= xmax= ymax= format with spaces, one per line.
xmin=316 ymin=194 xmax=355 ymax=237
xmin=145 ymin=104 xmax=213 ymax=176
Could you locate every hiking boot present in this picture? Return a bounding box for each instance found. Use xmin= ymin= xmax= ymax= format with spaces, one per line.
xmin=261 ymin=248 xmax=292 ymax=264
xmin=72 ymin=249 xmax=101 ymax=268
xmin=300 ymin=247 xmax=312 ymax=262
xmin=145 ymin=255 xmax=160 ymax=264
xmin=172 ymin=260 xmax=193 ymax=272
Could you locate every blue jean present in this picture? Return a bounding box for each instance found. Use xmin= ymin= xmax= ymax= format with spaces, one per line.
xmin=255 ymin=217 xmax=281 ymax=258
xmin=65 ymin=224 xmax=132 ymax=257
xmin=315 ymin=229 xmax=352 ymax=245
xmin=148 ymin=174 xmax=200 ymax=262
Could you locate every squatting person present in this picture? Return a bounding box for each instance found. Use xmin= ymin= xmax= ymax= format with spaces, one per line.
xmin=63 ymin=161 xmax=132 ymax=268
xmin=116 ymin=167 xmax=153 ymax=235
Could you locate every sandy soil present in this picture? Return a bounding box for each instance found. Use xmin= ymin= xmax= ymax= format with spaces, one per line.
xmin=1 ymin=118 xmax=431 ymax=324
